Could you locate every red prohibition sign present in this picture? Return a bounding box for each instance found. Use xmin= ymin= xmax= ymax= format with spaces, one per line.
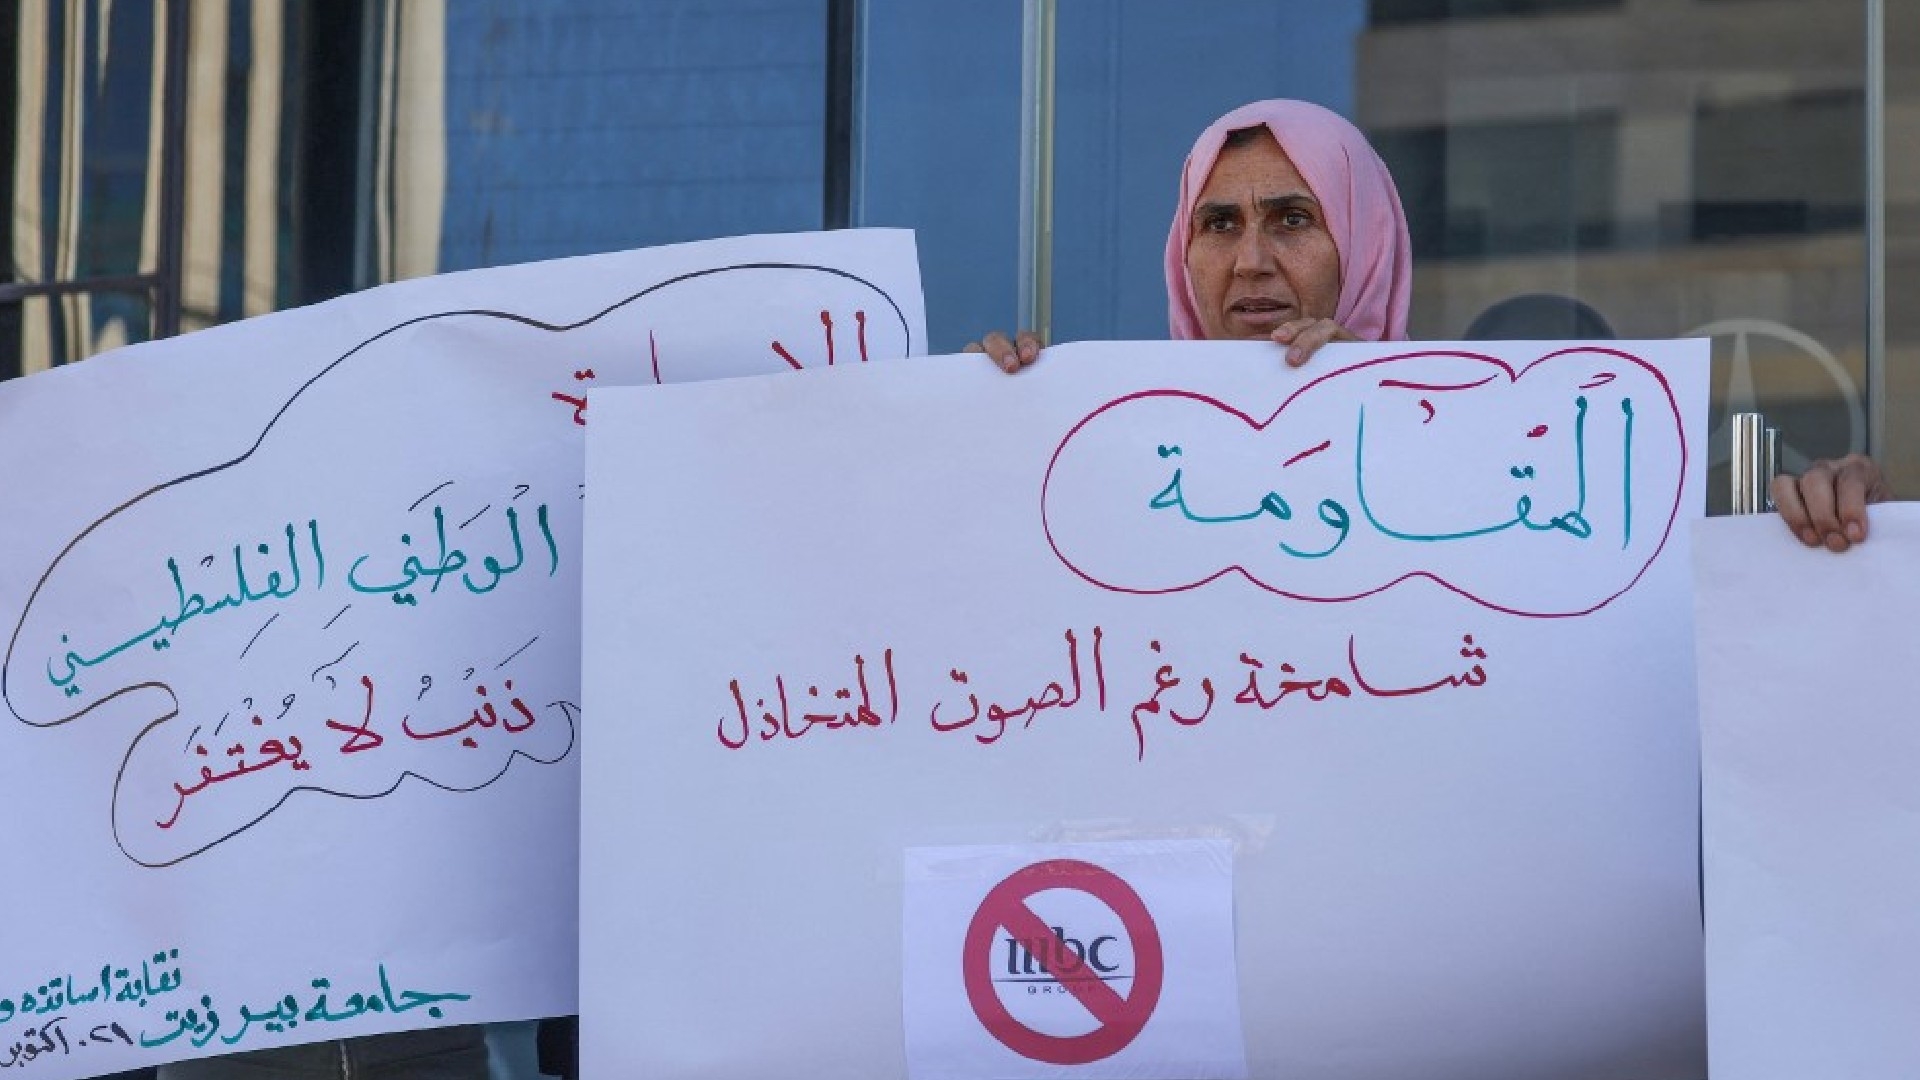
xmin=962 ymin=858 xmax=1164 ymax=1065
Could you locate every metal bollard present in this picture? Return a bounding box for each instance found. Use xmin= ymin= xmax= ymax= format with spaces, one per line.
xmin=1762 ymin=426 xmax=1780 ymax=510
xmin=1731 ymin=412 xmax=1769 ymax=515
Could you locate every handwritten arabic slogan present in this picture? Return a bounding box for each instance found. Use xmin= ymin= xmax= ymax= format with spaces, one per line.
xmin=579 ymin=339 xmax=1711 ymax=1080
xmin=2 ymin=950 xmax=471 ymax=1072
xmin=10 ymin=250 xmax=917 ymax=868
xmin=1044 ymin=348 xmax=1683 ymax=617
xmin=0 ymin=229 xmax=925 ymax=1079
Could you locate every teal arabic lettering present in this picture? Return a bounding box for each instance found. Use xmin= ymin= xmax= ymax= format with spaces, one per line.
xmin=1281 ymin=499 xmax=1350 ymax=559
xmin=137 ymin=995 xmax=220 ymax=1049
xmin=1519 ymin=395 xmax=1593 ymax=539
xmin=1620 ymin=398 xmax=1635 ymax=549
xmin=462 ymin=506 xmax=525 ymax=594
xmin=348 ymin=503 xmax=557 ymax=603
xmin=45 ymin=522 xmax=322 ymax=692
xmin=347 ymin=507 xmax=467 ymax=604
xmin=536 ymin=503 xmax=559 ymax=576
xmin=3 ymin=950 xmax=180 ymax=1035
xmin=187 ymin=965 xmax=474 ymax=1049
xmin=1354 ymin=395 xmax=1607 ymax=544
xmin=43 ymin=497 xmax=555 ymax=694
xmin=1147 ymin=452 xmax=1286 ymax=526
xmin=1146 ymin=445 xmax=1349 ymax=558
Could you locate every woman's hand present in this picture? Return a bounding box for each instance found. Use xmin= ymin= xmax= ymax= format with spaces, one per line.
xmin=1271 ymin=317 xmax=1359 ymax=367
xmin=966 ymin=318 xmax=1357 ymax=371
xmin=964 ymin=330 xmax=1043 ymax=373
xmin=1771 ymin=453 xmax=1890 ymax=552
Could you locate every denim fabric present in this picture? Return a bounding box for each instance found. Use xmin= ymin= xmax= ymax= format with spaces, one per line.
xmin=154 ymin=1027 xmax=487 ymax=1080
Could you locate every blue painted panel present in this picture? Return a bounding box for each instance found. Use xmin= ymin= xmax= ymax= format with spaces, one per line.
xmin=1050 ymin=1 xmax=1367 ymax=342
xmin=439 ymin=0 xmax=828 ymax=271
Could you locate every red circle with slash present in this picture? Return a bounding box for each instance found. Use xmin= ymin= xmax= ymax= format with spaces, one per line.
xmin=962 ymin=858 xmax=1164 ymax=1065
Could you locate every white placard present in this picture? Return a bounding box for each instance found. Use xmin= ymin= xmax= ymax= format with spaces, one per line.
xmin=903 ymin=840 xmax=1244 ymax=1080
xmin=1694 ymin=504 xmax=1920 ymax=1080
xmin=580 ymin=339 xmax=1711 ymax=1079
xmin=0 ymin=229 xmax=924 ymax=1078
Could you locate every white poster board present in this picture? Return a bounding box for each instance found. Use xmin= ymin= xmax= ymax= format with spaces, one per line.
xmin=1695 ymin=505 xmax=1920 ymax=1080
xmin=580 ymin=340 xmax=1711 ymax=1079
xmin=0 ymin=229 xmax=924 ymax=1077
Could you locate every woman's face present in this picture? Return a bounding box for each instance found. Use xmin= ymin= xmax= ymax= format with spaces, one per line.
xmin=1184 ymin=130 xmax=1342 ymax=341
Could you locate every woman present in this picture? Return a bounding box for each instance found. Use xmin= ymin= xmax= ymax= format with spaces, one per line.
xmin=970 ymin=98 xmax=1406 ymax=372
xmin=970 ymin=97 xmax=1887 ymax=548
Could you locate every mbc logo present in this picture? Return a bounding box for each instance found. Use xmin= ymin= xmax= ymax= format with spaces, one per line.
xmin=999 ymin=927 xmax=1127 ymax=981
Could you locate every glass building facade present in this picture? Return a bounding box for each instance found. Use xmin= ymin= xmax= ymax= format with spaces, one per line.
xmin=4 ymin=0 xmax=1915 ymax=506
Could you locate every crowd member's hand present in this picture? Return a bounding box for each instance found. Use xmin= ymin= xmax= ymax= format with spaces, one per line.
xmin=1271 ymin=317 xmax=1358 ymax=367
xmin=1771 ymin=453 xmax=1890 ymax=552
xmin=967 ymin=318 xmax=1360 ymax=372
xmin=965 ymin=330 xmax=1043 ymax=373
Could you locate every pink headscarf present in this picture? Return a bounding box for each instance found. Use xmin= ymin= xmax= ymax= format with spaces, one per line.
xmin=1165 ymin=99 xmax=1412 ymax=342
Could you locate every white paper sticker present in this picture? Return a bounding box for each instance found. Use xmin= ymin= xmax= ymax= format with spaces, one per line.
xmin=903 ymin=839 xmax=1246 ymax=1080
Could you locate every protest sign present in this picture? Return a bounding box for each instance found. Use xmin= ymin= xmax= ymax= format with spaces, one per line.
xmin=0 ymin=229 xmax=924 ymax=1077
xmin=580 ymin=339 xmax=1710 ymax=1079
xmin=1695 ymin=504 xmax=1920 ymax=1080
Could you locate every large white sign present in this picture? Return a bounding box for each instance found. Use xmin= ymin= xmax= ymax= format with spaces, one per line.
xmin=1694 ymin=505 xmax=1920 ymax=1080
xmin=580 ymin=340 xmax=1711 ymax=1079
xmin=0 ymin=230 xmax=924 ymax=1078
